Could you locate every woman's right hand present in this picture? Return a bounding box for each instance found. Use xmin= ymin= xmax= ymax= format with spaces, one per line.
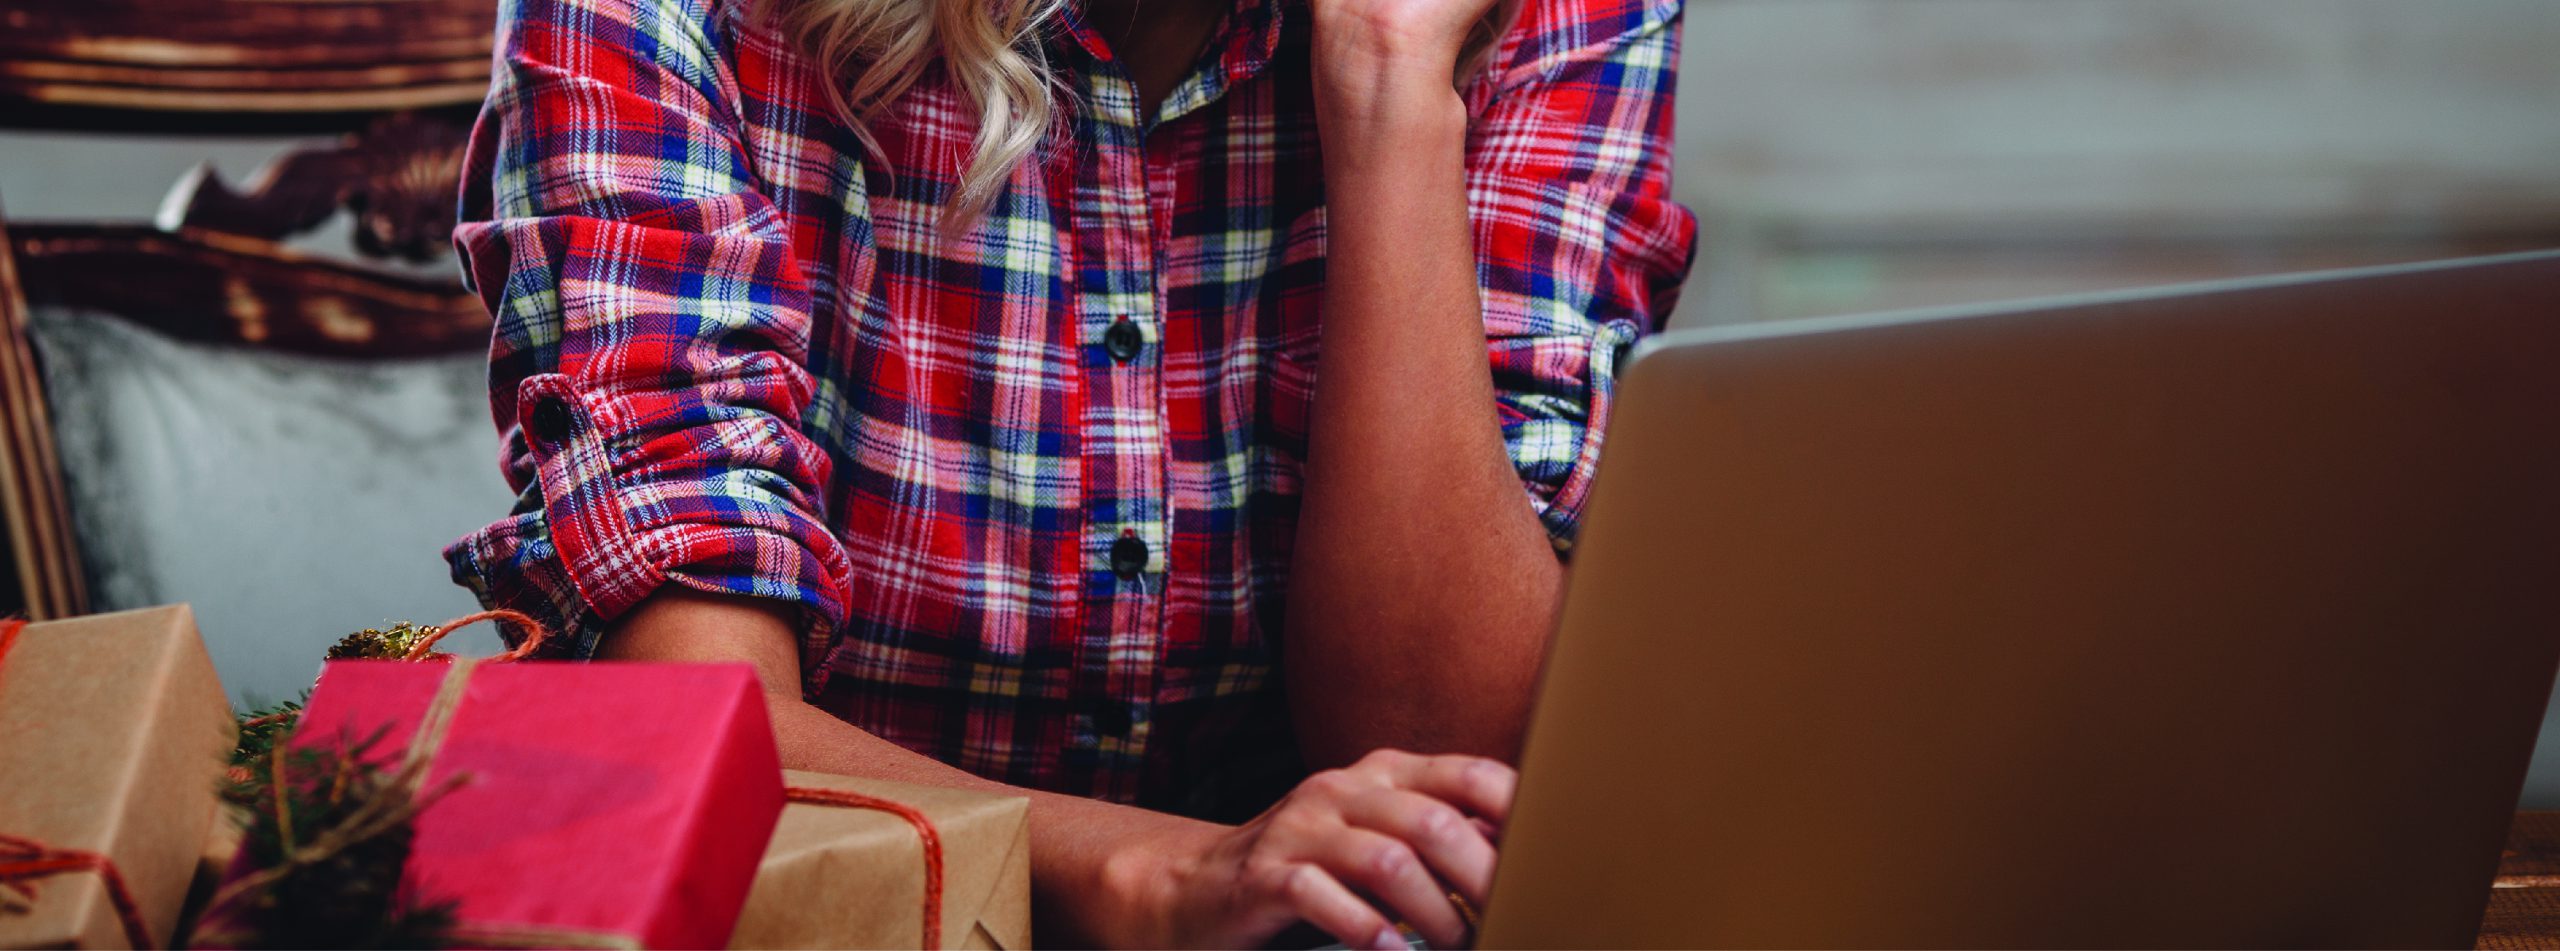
xmin=608 ymin=590 xmax=1519 ymax=950
xmin=1119 ymin=749 xmax=1517 ymax=950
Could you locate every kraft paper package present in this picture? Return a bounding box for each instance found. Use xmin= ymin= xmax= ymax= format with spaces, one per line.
xmin=733 ymin=770 xmax=1032 ymax=950
xmin=0 ymin=606 xmax=234 ymax=949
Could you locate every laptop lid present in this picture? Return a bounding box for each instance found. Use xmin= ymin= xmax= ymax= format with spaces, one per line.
xmin=1481 ymin=251 xmax=2560 ymax=948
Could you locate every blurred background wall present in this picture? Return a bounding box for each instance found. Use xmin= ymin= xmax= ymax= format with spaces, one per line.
xmin=1674 ymin=0 xmax=2560 ymax=327
xmin=18 ymin=0 xmax=2555 ymax=318
xmin=4 ymin=0 xmax=2559 ymax=796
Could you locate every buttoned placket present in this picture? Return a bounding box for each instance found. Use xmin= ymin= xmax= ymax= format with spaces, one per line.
xmin=1060 ymin=31 xmax=1167 ymax=801
xmin=1055 ymin=1 xmax=1284 ymax=801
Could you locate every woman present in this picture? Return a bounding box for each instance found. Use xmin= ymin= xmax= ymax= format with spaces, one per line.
xmin=447 ymin=0 xmax=1692 ymax=940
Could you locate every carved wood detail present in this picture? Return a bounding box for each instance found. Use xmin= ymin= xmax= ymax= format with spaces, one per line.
xmin=0 ymin=0 xmax=496 ymax=114
xmin=0 ymin=218 xmax=89 ymax=620
xmin=166 ymin=111 xmax=470 ymax=261
xmin=9 ymin=224 xmax=491 ymax=358
xmin=0 ymin=0 xmax=503 ymax=616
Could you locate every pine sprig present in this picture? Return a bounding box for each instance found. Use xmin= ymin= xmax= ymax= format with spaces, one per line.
xmin=207 ymin=676 xmax=467 ymax=948
xmin=227 ymin=693 xmax=309 ymax=797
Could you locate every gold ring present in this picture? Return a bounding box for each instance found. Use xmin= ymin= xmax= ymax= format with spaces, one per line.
xmin=1448 ymin=891 xmax=1483 ymax=936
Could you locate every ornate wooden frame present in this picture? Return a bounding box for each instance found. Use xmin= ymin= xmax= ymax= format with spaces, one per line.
xmin=0 ymin=0 xmax=499 ymax=616
xmin=11 ymin=224 xmax=492 ymax=357
xmin=0 ymin=214 xmax=86 ymax=618
xmin=0 ymin=0 xmax=495 ymax=116
xmin=0 ymin=221 xmax=492 ymax=619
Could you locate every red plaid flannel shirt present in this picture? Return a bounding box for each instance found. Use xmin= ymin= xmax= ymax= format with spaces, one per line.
xmin=449 ymin=0 xmax=1695 ymax=816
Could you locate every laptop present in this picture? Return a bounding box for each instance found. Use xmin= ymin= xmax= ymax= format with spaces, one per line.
xmin=1477 ymin=250 xmax=2560 ymax=948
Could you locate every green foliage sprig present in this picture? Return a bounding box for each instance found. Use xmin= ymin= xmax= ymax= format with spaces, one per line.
xmin=226 ymin=694 xmax=307 ymax=799
xmin=202 ymin=623 xmax=470 ymax=949
xmin=201 ymin=728 xmax=465 ymax=949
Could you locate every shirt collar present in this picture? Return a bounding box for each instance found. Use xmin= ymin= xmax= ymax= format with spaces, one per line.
xmin=1051 ymin=0 xmax=1296 ymax=125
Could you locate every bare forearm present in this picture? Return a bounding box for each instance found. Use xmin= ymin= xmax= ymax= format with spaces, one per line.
xmin=1286 ymin=41 xmax=1562 ymax=769
xmin=601 ymin=589 xmax=1211 ymax=948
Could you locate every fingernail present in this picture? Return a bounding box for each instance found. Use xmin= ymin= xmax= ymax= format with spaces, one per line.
xmin=1372 ymin=925 xmax=1405 ymax=950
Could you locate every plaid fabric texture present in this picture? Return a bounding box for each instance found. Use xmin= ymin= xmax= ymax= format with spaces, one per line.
xmin=448 ymin=0 xmax=1696 ymax=814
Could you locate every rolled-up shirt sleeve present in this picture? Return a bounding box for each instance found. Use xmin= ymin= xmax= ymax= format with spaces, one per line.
xmin=1466 ymin=0 xmax=1698 ymax=554
xmin=444 ymin=0 xmax=850 ymax=682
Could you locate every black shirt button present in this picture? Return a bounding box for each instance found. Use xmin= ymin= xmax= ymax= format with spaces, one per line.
xmin=530 ymin=397 xmax=574 ymax=447
xmin=1109 ymin=533 xmax=1148 ymax=580
xmin=1093 ymin=703 xmax=1135 ymax=736
xmin=1104 ymin=318 xmax=1144 ymax=363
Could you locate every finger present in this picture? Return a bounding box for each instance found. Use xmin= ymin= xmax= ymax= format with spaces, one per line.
xmin=1270 ymin=862 xmax=1405 ymax=951
xmin=1339 ymin=787 xmax=1499 ymax=904
xmin=1316 ymin=826 xmax=1470 ymax=949
xmin=1360 ymin=749 xmax=1519 ymax=824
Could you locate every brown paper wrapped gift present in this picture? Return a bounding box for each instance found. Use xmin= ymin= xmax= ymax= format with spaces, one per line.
xmin=0 ymin=605 xmax=235 ymax=949
xmin=731 ymin=771 xmax=1031 ymax=950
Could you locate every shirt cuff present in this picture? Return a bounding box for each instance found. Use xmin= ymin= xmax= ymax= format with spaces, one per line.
xmin=1498 ymin=317 xmax=1641 ymax=556
xmin=444 ymin=372 xmax=851 ymax=694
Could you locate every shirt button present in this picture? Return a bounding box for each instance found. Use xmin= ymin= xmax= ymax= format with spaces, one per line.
xmin=1104 ymin=318 xmax=1144 ymax=363
xmin=1093 ymin=703 xmax=1135 ymax=736
xmin=530 ymin=397 xmax=574 ymax=447
xmin=1109 ymin=532 xmax=1148 ymax=580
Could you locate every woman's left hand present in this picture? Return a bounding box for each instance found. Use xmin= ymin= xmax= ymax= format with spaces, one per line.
xmin=1306 ymin=0 xmax=1510 ymax=118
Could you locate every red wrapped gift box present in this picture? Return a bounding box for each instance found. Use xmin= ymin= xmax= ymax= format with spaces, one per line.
xmin=278 ymin=659 xmax=785 ymax=949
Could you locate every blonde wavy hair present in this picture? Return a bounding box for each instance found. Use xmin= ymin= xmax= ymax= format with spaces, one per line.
xmin=761 ymin=0 xmax=1519 ymax=229
xmin=757 ymin=0 xmax=1062 ymax=227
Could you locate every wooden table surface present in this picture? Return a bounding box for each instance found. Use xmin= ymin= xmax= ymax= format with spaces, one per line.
xmin=2481 ymin=813 xmax=2560 ymax=948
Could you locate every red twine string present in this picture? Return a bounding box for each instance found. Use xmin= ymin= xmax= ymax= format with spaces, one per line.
xmin=242 ymin=608 xmax=556 ymax=741
xmin=0 ymin=832 xmax=154 ymax=950
xmin=784 ymin=785 xmax=946 ymax=949
xmin=404 ymin=609 xmax=552 ymax=663
xmin=0 ymin=618 xmax=159 ymax=949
